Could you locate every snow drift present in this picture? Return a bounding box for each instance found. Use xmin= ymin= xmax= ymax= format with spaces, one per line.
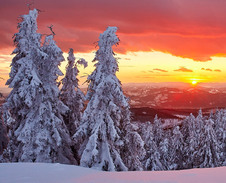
xmin=0 ymin=163 xmax=225 ymax=183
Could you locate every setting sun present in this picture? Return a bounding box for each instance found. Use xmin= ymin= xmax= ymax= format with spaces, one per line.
xmin=192 ymin=80 xmax=198 ymax=85
xmin=190 ymin=78 xmax=200 ymax=86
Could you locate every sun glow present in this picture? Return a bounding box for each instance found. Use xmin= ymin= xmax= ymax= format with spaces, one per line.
xmin=190 ymin=79 xmax=200 ymax=86
xmin=192 ymin=80 xmax=197 ymax=85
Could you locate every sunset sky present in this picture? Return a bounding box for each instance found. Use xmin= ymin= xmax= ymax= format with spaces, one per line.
xmin=1 ymin=0 xmax=226 ymax=88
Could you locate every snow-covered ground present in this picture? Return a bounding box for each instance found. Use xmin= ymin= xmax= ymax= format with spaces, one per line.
xmin=0 ymin=163 xmax=225 ymax=183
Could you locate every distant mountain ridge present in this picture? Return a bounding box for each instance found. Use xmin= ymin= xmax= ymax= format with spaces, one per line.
xmin=123 ymin=83 xmax=226 ymax=109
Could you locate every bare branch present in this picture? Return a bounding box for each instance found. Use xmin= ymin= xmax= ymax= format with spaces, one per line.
xmin=37 ymin=9 xmax=45 ymax=14
xmin=47 ymin=24 xmax=56 ymax=36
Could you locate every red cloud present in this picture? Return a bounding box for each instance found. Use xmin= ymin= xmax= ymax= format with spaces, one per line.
xmin=1 ymin=0 xmax=226 ymax=61
xmin=174 ymin=66 xmax=193 ymax=72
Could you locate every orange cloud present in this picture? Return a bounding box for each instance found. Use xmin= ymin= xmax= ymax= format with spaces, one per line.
xmin=206 ymin=68 xmax=213 ymax=72
xmin=174 ymin=66 xmax=193 ymax=72
xmin=201 ymin=68 xmax=222 ymax=72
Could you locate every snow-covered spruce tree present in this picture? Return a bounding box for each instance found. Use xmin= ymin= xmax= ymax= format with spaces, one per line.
xmin=196 ymin=109 xmax=205 ymax=135
xmin=0 ymin=110 xmax=14 ymax=162
xmin=159 ymin=131 xmax=171 ymax=170
xmin=0 ymin=107 xmax=8 ymax=155
xmin=28 ymin=34 xmax=77 ymax=164
xmin=3 ymin=9 xmax=47 ymax=162
xmin=181 ymin=114 xmax=199 ymax=169
xmin=60 ymin=48 xmax=87 ymax=135
xmin=4 ymin=9 xmax=76 ymax=164
xmin=220 ymin=110 xmax=226 ymax=166
xmin=144 ymin=122 xmax=164 ymax=171
xmin=197 ymin=118 xmax=220 ymax=168
xmin=73 ymin=27 xmax=145 ymax=171
xmin=214 ymin=110 xmax=226 ymax=166
xmin=169 ymin=126 xmax=184 ymax=170
xmin=153 ymin=115 xmax=164 ymax=147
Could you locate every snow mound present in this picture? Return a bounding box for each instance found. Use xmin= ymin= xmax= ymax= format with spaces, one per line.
xmin=0 ymin=163 xmax=225 ymax=183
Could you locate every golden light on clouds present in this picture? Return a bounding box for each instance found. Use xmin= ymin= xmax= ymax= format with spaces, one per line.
xmin=1 ymin=50 xmax=226 ymax=90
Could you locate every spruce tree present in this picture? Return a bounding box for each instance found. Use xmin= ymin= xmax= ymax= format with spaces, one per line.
xmin=30 ymin=34 xmax=77 ymax=164
xmin=153 ymin=115 xmax=164 ymax=147
xmin=60 ymin=48 xmax=87 ymax=135
xmin=169 ymin=126 xmax=184 ymax=170
xmin=73 ymin=27 xmax=145 ymax=171
xmin=159 ymin=130 xmax=171 ymax=170
xmin=220 ymin=111 xmax=226 ymax=166
xmin=0 ymin=107 xmax=8 ymax=155
xmin=4 ymin=9 xmax=47 ymax=162
xmin=196 ymin=109 xmax=204 ymax=135
xmin=198 ymin=118 xmax=220 ymax=168
xmin=4 ymin=9 xmax=76 ymax=164
xmin=144 ymin=122 xmax=164 ymax=171
xmin=214 ymin=110 xmax=226 ymax=166
xmin=182 ymin=114 xmax=199 ymax=168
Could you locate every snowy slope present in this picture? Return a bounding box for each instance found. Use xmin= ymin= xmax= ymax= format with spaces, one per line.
xmin=0 ymin=163 xmax=225 ymax=183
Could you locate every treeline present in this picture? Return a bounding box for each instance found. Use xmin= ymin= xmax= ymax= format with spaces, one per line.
xmin=139 ymin=110 xmax=226 ymax=170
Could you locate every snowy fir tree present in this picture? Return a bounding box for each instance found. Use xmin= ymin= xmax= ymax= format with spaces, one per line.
xmin=3 ymin=9 xmax=47 ymax=162
xmin=214 ymin=110 xmax=226 ymax=166
xmin=159 ymin=135 xmax=170 ymax=170
xmin=144 ymin=122 xmax=164 ymax=171
xmin=182 ymin=114 xmax=199 ymax=168
xmin=73 ymin=27 xmax=145 ymax=171
xmin=153 ymin=115 xmax=164 ymax=147
xmin=138 ymin=122 xmax=152 ymax=146
xmin=169 ymin=126 xmax=184 ymax=170
xmin=220 ymin=111 xmax=226 ymax=166
xmin=120 ymin=115 xmax=146 ymax=171
xmin=4 ymin=9 xmax=76 ymax=164
xmin=0 ymin=107 xmax=8 ymax=155
xmin=60 ymin=48 xmax=87 ymax=135
xmin=27 ymin=34 xmax=76 ymax=164
xmin=196 ymin=109 xmax=205 ymax=135
xmin=197 ymin=118 xmax=221 ymax=168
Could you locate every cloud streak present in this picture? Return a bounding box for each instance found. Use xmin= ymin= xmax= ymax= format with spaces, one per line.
xmin=201 ymin=68 xmax=222 ymax=72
